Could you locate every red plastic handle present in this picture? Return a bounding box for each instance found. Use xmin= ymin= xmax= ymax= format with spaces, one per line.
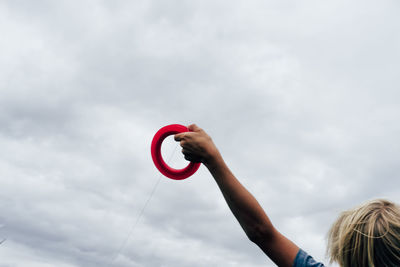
xmin=151 ymin=124 xmax=201 ymax=180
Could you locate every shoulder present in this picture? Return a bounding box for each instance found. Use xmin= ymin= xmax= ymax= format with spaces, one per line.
xmin=292 ymin=249 xmax=325 ymax=267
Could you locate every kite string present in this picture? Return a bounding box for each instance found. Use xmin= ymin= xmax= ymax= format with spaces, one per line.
xmin=110 ymin=143 xmax=179 ymax=264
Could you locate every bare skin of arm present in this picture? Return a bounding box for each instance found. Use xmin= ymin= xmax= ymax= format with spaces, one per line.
xmin=175 ymin=124 xmax=299 ymax=267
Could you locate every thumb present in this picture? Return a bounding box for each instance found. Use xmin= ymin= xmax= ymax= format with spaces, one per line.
xmin=188 ymin=124 xmax=201 ymax=132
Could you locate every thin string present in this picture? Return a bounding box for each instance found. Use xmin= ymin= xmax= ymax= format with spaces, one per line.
xmin=110 ymin=143 xmax=179 ymax=264
xmin=0 ymin=225 xmax=6 ymax=246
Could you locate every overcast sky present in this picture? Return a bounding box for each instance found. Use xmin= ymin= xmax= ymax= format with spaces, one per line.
xmin=1 ymin=1 xmax=400 ymax=266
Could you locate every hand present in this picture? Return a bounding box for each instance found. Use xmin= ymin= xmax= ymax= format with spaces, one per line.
xmin=174 ymin=124 xmax=220 ymax=165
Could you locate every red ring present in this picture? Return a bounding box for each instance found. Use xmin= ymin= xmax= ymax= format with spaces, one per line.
xmin=151 ymin=124 xmax=201 ymax=180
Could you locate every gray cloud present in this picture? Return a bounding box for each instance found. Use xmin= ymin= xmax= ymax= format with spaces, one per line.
xmin=0 ymin=1 xmax=399 ymax=266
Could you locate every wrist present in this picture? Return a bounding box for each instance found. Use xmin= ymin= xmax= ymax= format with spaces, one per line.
xmin=204 ymin=150 xmax=224 ymax=170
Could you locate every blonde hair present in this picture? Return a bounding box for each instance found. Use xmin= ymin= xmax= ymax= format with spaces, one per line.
xmin=327 ymin=199 xmax=400 ymax=267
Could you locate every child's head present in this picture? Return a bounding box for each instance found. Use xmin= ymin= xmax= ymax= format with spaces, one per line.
xmin=327 ymin=199 xmax=400 ymax=267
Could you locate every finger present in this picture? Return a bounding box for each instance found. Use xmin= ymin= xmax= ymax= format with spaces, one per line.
xmin=181 ymin=148 xmax=195 ymax=154
xmin=178 ymin=140 xmax=187 ymax=148
xmin=188 ymin=124 xmax=201 ymax=132
xmin=184 ymin=154 xmax=202 ymax=163
xmin=174 ymin=133 xmax=185 ymax=141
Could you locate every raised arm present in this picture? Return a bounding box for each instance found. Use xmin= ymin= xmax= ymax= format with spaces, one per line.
xmin=175 ymin=124 xmax=299 ymax=267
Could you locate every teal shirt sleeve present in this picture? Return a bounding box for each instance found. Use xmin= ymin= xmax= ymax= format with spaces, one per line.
xmin=293 ymin=249 xmax=325 ymax=267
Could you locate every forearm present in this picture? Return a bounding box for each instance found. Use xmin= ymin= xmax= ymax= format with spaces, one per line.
xmin=205 ymin=153 xmax=275 ymax=242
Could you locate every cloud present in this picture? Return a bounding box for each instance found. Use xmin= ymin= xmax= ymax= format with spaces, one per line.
xmin=0 ymin=1 xmax=399 ymax=266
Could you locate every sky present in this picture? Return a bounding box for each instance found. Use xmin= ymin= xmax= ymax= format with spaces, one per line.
xmin=0 ymin=1 xmax=399 ymax=266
